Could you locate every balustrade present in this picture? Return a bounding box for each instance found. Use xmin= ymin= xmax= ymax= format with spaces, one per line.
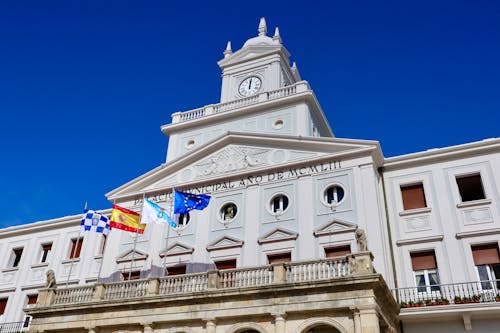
xmin=34 ymin=253 xmax=370 ymax=307
xmin=394 ymin=279 xmax=500 ymax=307
xmin=171 ymin=81 xmax=310 ymax=124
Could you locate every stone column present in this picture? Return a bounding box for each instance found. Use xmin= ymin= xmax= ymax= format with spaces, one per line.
xmin=272 ymin=312 xmax=286 ymax=333
xmin=85 ymin=327 xmax=98 ymax=333
xmin=143 ymin=323 xmax=154 ymax=333
xmin=204 ymin=318 xmax=216 ymax=333
xmin=359 ymin=309 xmax=380 ymax=333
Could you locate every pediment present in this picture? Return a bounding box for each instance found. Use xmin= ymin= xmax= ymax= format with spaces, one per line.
xmin=116 ymin=249 xmax=148 ymax=263
xmin=206 ymin=235 xmax=244 ymax=251
xmin=313 ymin=219 xmax=358 ymax=237
xmin=160 ymin=242 xmax=194 ymax=257
xmin=107 ymin=132 xmax=381 ymax=201
xmin=258 ymin=227 xmax=298 ymax=244
xmin=218 ymin=45 xmax=286 ymax=68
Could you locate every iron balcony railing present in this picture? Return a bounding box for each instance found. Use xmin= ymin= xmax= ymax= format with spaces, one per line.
xmin=393 ymin=279 xmax=500 ymax=308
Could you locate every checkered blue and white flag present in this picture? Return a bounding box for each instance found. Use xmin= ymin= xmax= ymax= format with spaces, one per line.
xmin=80 ymin=210 xmax=111 ymax=236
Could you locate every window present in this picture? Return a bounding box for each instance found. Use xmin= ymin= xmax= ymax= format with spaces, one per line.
xmin=215 ymin=259 xmax=237 ymax=270
xmin=410 ymin=251 xmax=440 ymax=292
xmin=176 ymin=213 xmax=190 ymax=228
xmin=472 ymin=244 xmax=500 ymax=290
xmin=69 ymin=238 xmax=83 ymax=259
xmin=401 ymin=183 xmax=427 ymax=210
xmin=166 ymin=264 xmax=186 ymax=276
xmin=122 ymin=271 xmax=141 ymax=280
xmin=456 ymin=174 xmax=485 ymax=202
xmin=99 ymin=235 xmax=107 ymax=255
xmin=27 ymin=294 xmax=37 ymax=306
xmin=325 ymin=245 xmax=351 ymax=258
xmin=267 ymin=252 xmax=291 ymax=264
xmin=270 ymin=194 xmax=289 ymax=214
xmin=0 ymin=298 xmax=7 ymax=316
xmin=40 ymin=243 xmax=52 ymax=263
xmin=219 ymin=203 xmax=237 ymax=222
xmin=324 ymin=185 xmax=345 ymax=206
xmin=11 ymin=248 xmax=23 ymax=267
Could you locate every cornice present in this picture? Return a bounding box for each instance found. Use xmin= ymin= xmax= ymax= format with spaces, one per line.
xmin=396 ymin=235 xmax=444 ymax=246
xmin=0 ymin=210 xmax=107 ymax=237
xmin=161 ymin=88 xmax=332 ymax=137
xmin=106 ymin=133 xmax=383 ymax=201
xmin=383 ymin=138 xmax=500 ymax=170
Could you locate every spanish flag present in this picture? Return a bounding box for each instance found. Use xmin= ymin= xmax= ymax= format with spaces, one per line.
xmin=110 ymin=204 xmax=145 ymax=234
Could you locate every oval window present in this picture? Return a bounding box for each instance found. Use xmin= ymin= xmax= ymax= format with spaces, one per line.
xmin=270 ymin=194 xmax=289 ymax=215
xmin=324 ymin=185 xmax=345 ymax=206
xmin=219 ymin=203 xmax=238 ymax=223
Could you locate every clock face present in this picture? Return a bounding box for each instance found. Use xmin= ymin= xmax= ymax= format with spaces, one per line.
xmin=238 ymin=76 xmax=262 ymax=97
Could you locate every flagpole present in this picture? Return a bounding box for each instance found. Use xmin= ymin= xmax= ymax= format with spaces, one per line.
xmin=162 ymin=188 xmax=175 ymax=271
xmin=96 ymin=224 xmax=109 ymax=283
xmin=128 ymin=194 xmax=145 ymax=280
xmin=67 ymin=202 xmax=87 ymax=287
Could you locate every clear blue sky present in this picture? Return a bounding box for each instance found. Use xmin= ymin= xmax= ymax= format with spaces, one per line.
xmin=0 ymin=1 xmax=498 ymax=227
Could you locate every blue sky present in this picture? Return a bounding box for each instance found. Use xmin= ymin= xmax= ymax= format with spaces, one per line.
xmin=0 ymin=1 xmax=498 ymax=227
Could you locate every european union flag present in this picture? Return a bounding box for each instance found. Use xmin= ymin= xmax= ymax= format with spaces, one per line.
xmin=174 ymin=190 xmax=211 ymax=214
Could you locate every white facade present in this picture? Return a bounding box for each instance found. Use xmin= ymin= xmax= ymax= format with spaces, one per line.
xmin=1 ymin=18 xmax=499 ymax=333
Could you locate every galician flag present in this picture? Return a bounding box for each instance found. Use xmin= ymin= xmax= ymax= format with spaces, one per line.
xmin=141 ymin=199 xmax=177 ymax=228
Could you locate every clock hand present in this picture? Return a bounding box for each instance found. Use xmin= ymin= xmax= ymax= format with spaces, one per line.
xmin=248 ymin=78 xmax=252 ymax=90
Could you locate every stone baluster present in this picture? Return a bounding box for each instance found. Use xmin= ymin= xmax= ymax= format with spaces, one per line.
xmin=142 ymin=322 xmax=154 ymax=333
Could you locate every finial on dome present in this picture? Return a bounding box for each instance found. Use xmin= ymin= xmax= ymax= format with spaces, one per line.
xmin=258 ymin=17 xmax=267 ymax=36
xmin=292 ymin=61 xmax=297 ymax=69
xmin=273 ymin=26 xmax=282 ymax=44
xmin=223 ymin=41 xmax=232 ymax=58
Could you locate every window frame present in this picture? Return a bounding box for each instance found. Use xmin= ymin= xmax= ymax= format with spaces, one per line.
xmin=218 ymin=202 xmax=238 ymax=224
xmin=400 ymin=183 xmax=427 ymax=211
xmin=10 ymin=247 xmax=24 ymax=268
xmin=269 ymin=193 xmax=289 ymax=216
xmin=68 ymin=237 xmax=83 ymax=259
xmin=410 ymin=250 xmax=441 ymax=294
xmin=456 ymin=173 xmax=486 ymax=203
xmin=322 ymin=184 xmax=345 ymax=208
xmin=40 ymin=243 xmax=53 ymax=263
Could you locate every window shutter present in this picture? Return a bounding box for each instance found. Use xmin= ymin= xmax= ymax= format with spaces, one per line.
xmin=27 ymin=295 xmax=38 ymax=305
xmin=215 ymin=259 xmax=237 ymax=270
xmin=401 ymin=184 xmax=426 ymax=210
xmin=166 ymin=264 xmax=186 ymax=276
xmin=472 ymin=244 xmax=500 ymax=265
xmin=325 ymin=245 xmax=351 ymax=258
xmin=267 ymin=252 xmax=291 ymax=264
xmin=411 ymin=251 xmax=437 ymax=270
xmin=0 ymin=298 xmax=7 ymax=314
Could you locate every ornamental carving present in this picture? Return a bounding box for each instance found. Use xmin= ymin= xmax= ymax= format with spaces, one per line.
xmin=195 ymin=146 xmax=268 ymax=176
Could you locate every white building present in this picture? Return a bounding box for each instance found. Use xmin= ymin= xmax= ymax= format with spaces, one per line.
xmin=0 ymin=18 xmax=498 ymax=333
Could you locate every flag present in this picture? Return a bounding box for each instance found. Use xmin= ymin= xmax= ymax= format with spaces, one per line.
xmin=141 ymin=199 xmax=177 ymax=228
xmin=174 ymin=190 xmax=211 ymax=214
xmin=110 ymin=204 xmax=145 ymax=234
xmin=80 ymin=210 xmax=111 ymax=236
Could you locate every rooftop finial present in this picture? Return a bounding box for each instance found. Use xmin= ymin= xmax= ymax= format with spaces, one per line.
xmin=273 ymin=26 xmax=282 ymax=44
xmin=223 ymin=41 xmax=232 ymax=58
xmin=258 ymin=17 xmax=267 ymax=36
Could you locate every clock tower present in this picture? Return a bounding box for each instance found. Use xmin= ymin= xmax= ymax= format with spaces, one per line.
xmin=218 ymin=18 xmax=301 ymax=103
xmin=161 ymin=18 xmax=333 ymax=162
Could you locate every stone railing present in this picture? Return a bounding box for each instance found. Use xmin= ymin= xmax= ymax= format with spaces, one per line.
xmin=171 ymin=81 xmax=310 ymax=124
xmin=35 ymin=252 xmax=373 ymax=307
xmin=393 ymin=279 xmax=500 ymax=308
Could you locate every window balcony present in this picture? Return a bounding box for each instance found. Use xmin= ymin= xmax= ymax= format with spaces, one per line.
xmin=393 ymin=279 xmax=500 ymax=308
